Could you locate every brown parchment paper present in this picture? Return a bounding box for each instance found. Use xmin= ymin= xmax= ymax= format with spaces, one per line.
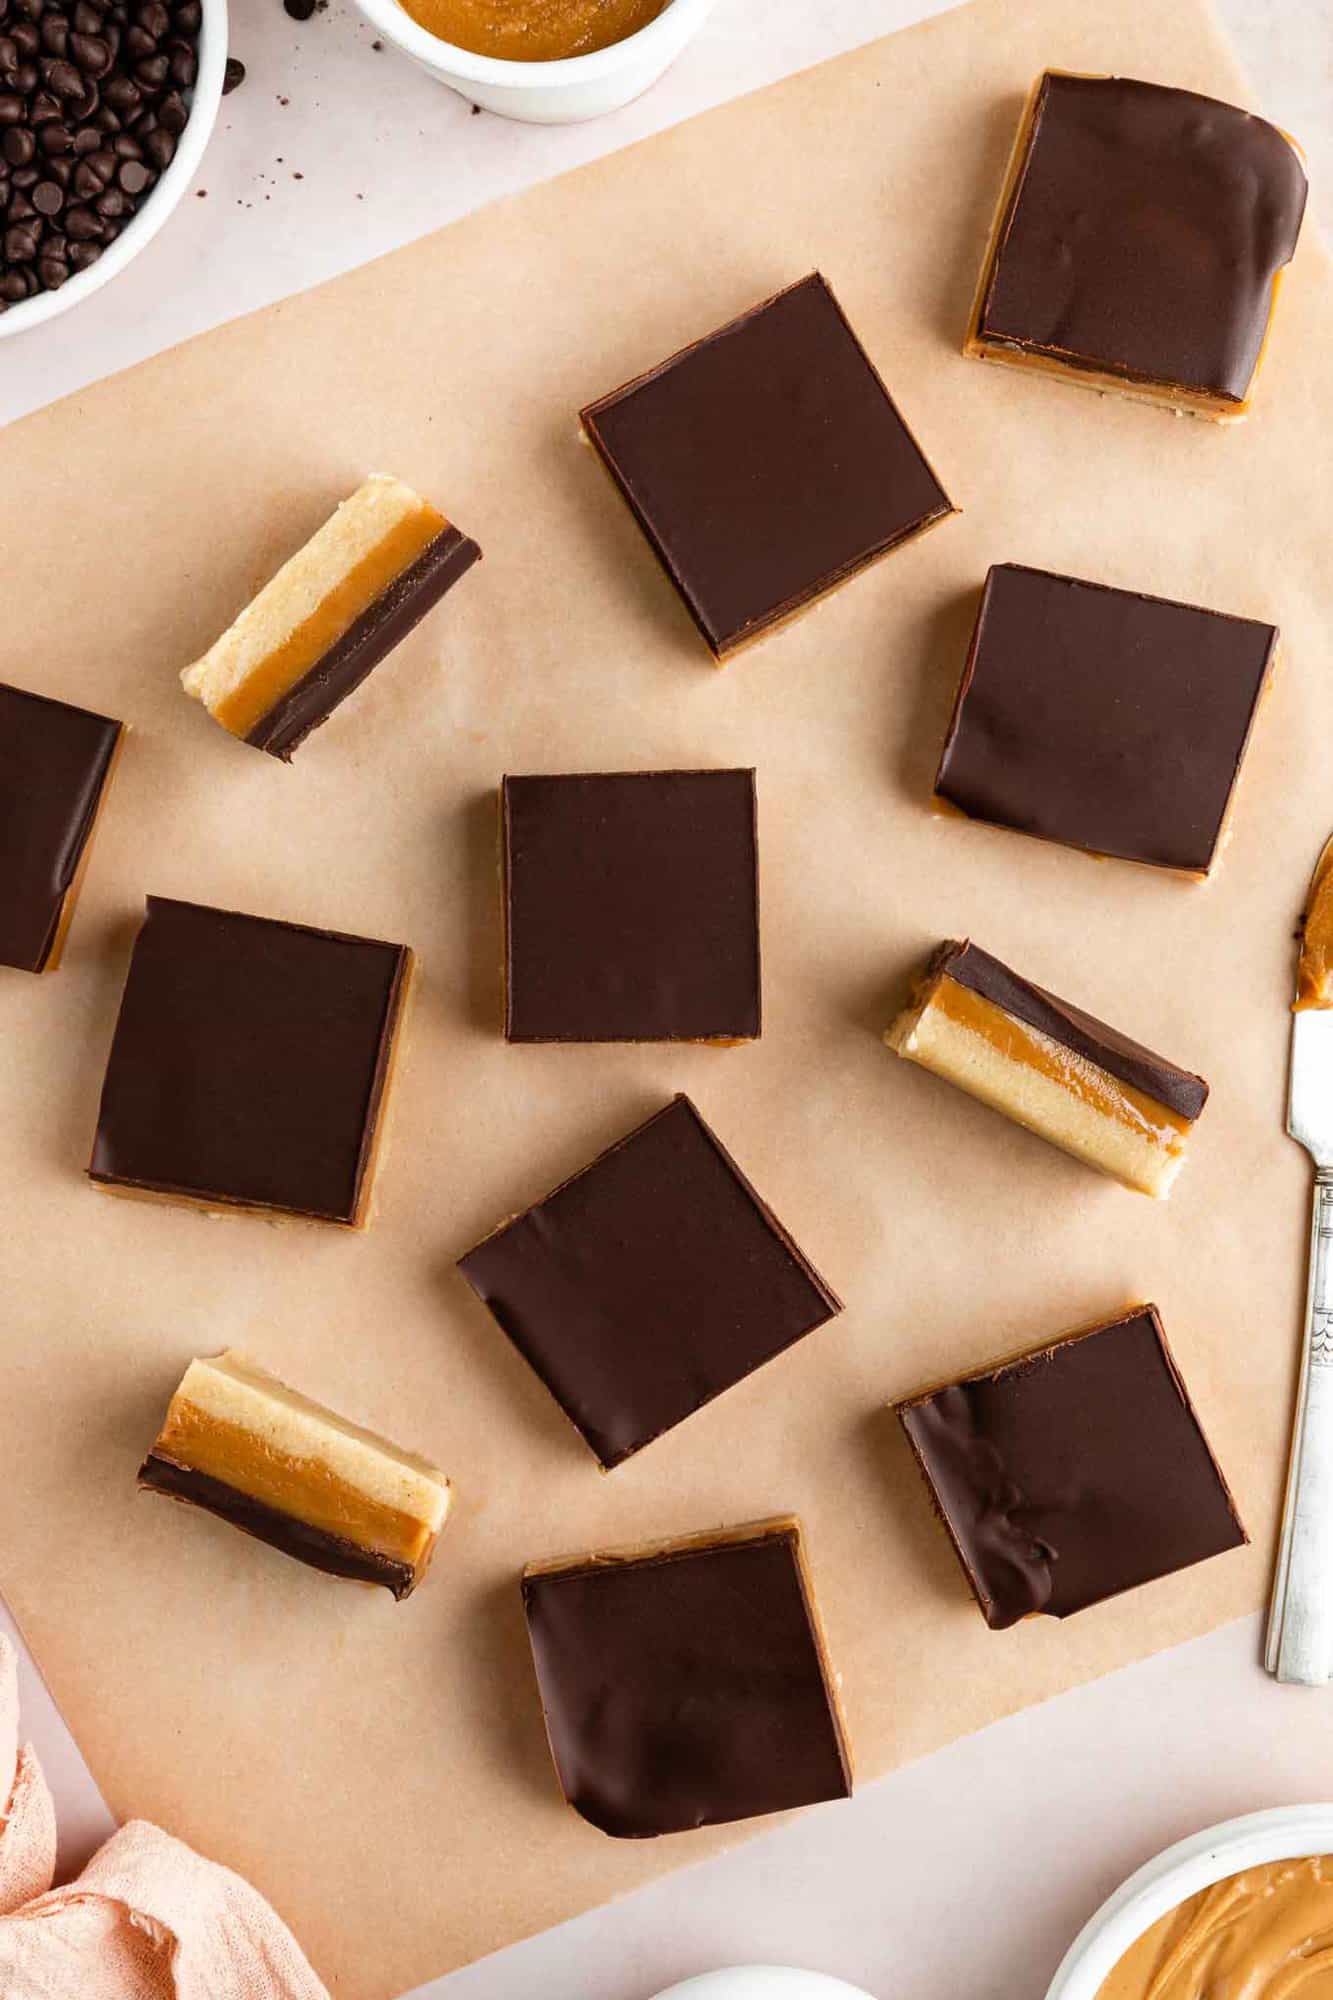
xmin=0 ymin=0 xmax=1329 ymax=1991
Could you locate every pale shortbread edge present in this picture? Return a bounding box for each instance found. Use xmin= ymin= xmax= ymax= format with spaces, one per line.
xmin=180 ymin=476 xmax=435 ymax=712
xmin=169 ymin=1350 xmax=451 ymax=1530
xmin=888 ymin=1000 xmax=1183 ymax=1200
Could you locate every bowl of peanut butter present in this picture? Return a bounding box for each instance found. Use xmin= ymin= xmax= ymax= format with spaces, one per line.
xmin=351 ymin=0 xmax=715 ymax=122
xmin=1046 ymin=1806 xmax=1333 ymax=2000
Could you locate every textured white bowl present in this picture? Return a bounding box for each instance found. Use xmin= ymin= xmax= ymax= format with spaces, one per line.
xmin=652 ymin=1972 xmax=877 ymax=2000
xmin=349 ymin=0 xmax=714 ymax=123
xmin=1046 ymin=1805 xmax=1333 ymax=2000
xmin=0 ymin=0 xmax=226 ymax=341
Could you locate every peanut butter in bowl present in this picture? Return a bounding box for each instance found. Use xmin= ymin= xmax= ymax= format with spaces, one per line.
xmin=394 ymin=0 xmax=668 ymax=59
xmin=1098 ymin=1856 xmax=1333 ymax=1997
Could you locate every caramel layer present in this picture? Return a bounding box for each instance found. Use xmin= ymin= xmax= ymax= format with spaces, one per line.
xmin=157 ymin=1400 xmax=434 ymax=1565
xmin=1297 ymin=836 xmax=1333 ymax=1008
xmin=930 ymin=974 xmax=1190 ymax=1145
xmin=214 ymin=505 xmax=447 ymax=737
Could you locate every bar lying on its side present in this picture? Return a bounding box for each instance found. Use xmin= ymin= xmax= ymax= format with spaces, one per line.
xmin=180 ymin=474 xmax=481 ymax=760
xmin=139 ymin=1350 xmax=451 ymax=1599
xmin=886 ymin=939 xmax=1207 ymax=1198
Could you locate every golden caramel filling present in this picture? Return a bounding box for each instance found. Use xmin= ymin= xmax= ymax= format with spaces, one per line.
xmin=930 ymin=975 xmax=1191 ymax=1146
xmin=214 ymin=504 xmax=447 ymax=738
xmin=1297 ymin=838 xmax=1333 ymax=1009
xmin=1097 ymin=1855 xmax=1333 ymax=1999
xmin=155 ymin=1401 xmax=434 ymax=1565
xmin=393 ymin=0 xmax=666 ymax=62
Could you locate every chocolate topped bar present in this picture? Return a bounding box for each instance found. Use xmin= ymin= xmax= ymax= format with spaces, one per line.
xmin=0 ymin=681 xmax=123 ymax=974
xmin=502 ymin=769 xmax=759 ymax=1043
xmin=967 ymin=73 xmax=1307 ymax=417
xmin=887 ymin=940 xmax=1208 ymax=1198
xmin=180 ymin=476 xmax=480 ymax=761
xmin=139 ymin=1351 xmax=451 ymax=1599
xmin=522 ymin=1519 xmax=852 ymax=1836
xmin=457 ymin=1095 xmax=841 ymax=1468
xmin=581 ymin=272 xmax=955 ymax=659
xmin=90 ymin=896 xmax=412 ymax=1225
xmin=935 ymin=565 xmax=1277 ymax=874
xmin=898 ymin=1306 xmax=1247 ymax=1628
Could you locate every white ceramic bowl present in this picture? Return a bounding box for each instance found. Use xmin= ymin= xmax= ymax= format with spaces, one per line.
xmin=0 ymin=0 xmax=227 ymax=341
xmin=653 ymin=1972 xmax=877 ymax=2000
xmin=350 ymin=0 xmax=715 ymax=123
xmin=1046 ymin=1805 xmax=1333 ymax=1999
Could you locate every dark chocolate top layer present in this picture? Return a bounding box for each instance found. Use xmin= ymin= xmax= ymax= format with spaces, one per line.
xmin=936 ymin=564 xmax=1277 ymax=874
xmin=139 ymin=1453 xmax=418 ymax=1598
xmin=523 ymin=1525 xmax=851 ymax=1837
xmin=935 ymin=940 xmax=1208 ymax=1122
xmin=246 ymin=524 xmax=481 ymax=762
xmin=503 ymin=769 xmax=760 ymax=1043
xmin=899 ymin=1307 xmax=1247 ymax=1629
xmin=90 ymin=896 xmax=409 ymax=1223
xmin=0 ymin=681 xmax=122 ymax=973
xmin=582 ymin=272 xmax=954 ymax=657
xmin=458 ymin=1095 xmax=841 ymax=1469
xmin=978 ymin=73 xmax=1307 ymax=400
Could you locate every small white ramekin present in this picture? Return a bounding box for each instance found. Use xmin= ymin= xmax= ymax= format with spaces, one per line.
xmin=0 ymin=0 xmax=227 ymax=341
xmin=653 ymin=1972 xmax=876 ymax=2000
xmin=1046 ymin=1805 xmax=1333 ymax=1999
xmin=349 ymin=0 xmax=715 ymax=123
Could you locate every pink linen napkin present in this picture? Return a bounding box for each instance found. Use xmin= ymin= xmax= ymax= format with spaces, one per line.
xmin=0 ymin=1633 xmax=329 ymax=1999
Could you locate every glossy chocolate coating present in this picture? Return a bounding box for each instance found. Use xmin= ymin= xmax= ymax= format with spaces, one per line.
xmin=937 ymin=940 xmax=1208 ymax=1121
xmin=89 ymin=896 xmax=409 ymax=1223
xmin=581 ymin=272 xmax=954 ymax=657
xmin=139 ymin=1453 xmax=418 ymax=1598
xmin=899 ymin=1306 xmax=1247 ymax=1629
xmin=246 ymin=524 xmax=481 ymax=761
xmin=978 ymin=74 xmax=1307 ymax=401
xmin=458 ymin=1095 xmax=841 ymax=1468
xmin=523 ymin=1524 xmax=851 ymax=1837
xmin=503 ymin=769 xmax=759 ymax=1043
xmin=936 ymin=565 xmax=1277 ymax=873
xmin=0 ymin=681 xmax=122 ymax=973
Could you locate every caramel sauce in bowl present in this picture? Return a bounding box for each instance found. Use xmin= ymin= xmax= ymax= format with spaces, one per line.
xmin=350 ymin=0 xmax=714 ymax=123
xmin=1046 ymin=1807 xmax=1333 ymax=2000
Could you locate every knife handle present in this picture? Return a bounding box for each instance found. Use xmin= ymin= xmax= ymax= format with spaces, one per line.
xmin=1267 ymin=1168 xmax=1333 ymax=1684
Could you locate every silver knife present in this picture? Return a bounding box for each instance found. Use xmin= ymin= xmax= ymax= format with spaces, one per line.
xmin=1267 ymin=833 xmax=1333 ymax=1684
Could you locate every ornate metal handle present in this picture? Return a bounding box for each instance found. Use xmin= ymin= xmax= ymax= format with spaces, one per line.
xmin=1267 ymin=1169 xmax=1333 ymax=1683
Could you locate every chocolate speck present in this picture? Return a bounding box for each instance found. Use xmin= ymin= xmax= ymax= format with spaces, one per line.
xmin=470 ymin=102 xmax=480 ymax=114
xmin=283 ymin=0 xmax=316 ymax=19
xmin=371 ymin=37 xmax=382 ymax=48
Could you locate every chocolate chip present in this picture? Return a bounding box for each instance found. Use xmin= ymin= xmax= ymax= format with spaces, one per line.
xmin=72 ymin=0 xmax=102 ymax=28
xmin=3 ymin=219 xmax=35 ymax=258
xmin=100 ymin=69 xmax=137 ymax=109
xmin=38 ymin=120 xmax=70 ymax=153
xmin=63 ymin=199 xmax=98 ymax=235
xmin=37 ymin=249 xmax=66 ymax=283
xmin=154 ymin=84 xmax=183 ymax=128
xmin=283 ymin=0 xmax=315 ymax=19
xmin=173 ymin=0 xmax=199 ymax=28
xmin=67 ymin=235 xmax=96 ymax=266
xmin=92 ymin=181 xmax=123 ymax=213
xmin=0 ymin=265 xmax=27 ymax=297
xmin=1 ymin=123 xmax=32 ymax=162
xmin=0 ymin=91 xmax=21 ymax=122
xmin=28 ymin=86 xmax=59 ymax=118
xmin=116 ymin=153 xmax=144 ymax=191
xmin=31 ymin=174 xmax=60 ymax=209
xmin=222 ymin=52 xmax=242 ymax=91
xmin=38 ymin=10 xmax=66 ymax=50
xmin=122 ymin=19 xmax=151 ymax=54
xmin=165 ymin=38 xmax=190 ymax=83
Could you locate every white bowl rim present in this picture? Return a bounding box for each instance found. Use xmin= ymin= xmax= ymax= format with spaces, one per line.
xmin=1045 ymin=1804 xmax=1333 ymax=2000
xmin=0 ymin=0 xmax=227 ymax=341
xmin=350 ymin=0 xmax=709 ymax=90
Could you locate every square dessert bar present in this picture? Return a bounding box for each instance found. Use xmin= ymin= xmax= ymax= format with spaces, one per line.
xmin=966 ymin=72 xmax=1307 ymax=418
xmin=502 ymin=769 xmax=759 ymax=1043
xmin=935 ymin=565 xmax=1278 ymax=874
xmin=581 ymin=272 xmax=955 ymax=659
xmin=89 ymin=896 xmax=412 ymax=1225
xmin=457 ymin=1094 xmax=841 ymax=1468
xmin=180 ymin=475 xmax=481 ymax=761
xmin=140 ymin=1350 xmax=451 ymax=1599
xmin=898 ymin=1306 xmax=1247 ymax=1628
xmin=887 ymin=940 xmax=1208 ymax=1199
xmin=522 ymin=1519 xmax=852 ymax=1836
xmin=0 ymin=681 xmax=124 ymax=974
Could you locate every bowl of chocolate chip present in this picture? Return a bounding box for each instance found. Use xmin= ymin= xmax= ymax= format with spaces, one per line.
xmin=0 ymin=0 xmax=224 ymax=335
xmin=351 ymin=0 xmax=715 ymax=124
